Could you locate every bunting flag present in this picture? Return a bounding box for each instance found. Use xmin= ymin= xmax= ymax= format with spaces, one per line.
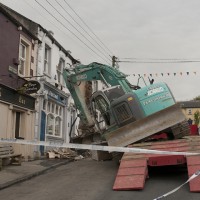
xmin=131 ymin=71 xmax=197 ymax=77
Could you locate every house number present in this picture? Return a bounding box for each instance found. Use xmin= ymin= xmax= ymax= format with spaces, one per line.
xmin=19 ymin=96 xmax=26 ymax=104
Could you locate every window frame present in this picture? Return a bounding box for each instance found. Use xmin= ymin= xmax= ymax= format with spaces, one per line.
xmin=187 ymin=109 xmax=192 ymax=115
xmin=18 ymin=35 xmax=31 ymax=77
xmin=57 ymin=58 xmax=65 ymax=85
xmin=43 ymin=100 xmax=63 ymax=138
xmin=44 ymin=44 xmax=51 ymax=75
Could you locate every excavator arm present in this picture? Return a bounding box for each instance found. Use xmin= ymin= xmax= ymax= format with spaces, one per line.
xmin=63 ymin=62 xmax=133 ymax=130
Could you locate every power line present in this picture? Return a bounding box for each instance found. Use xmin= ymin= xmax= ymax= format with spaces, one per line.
xmin=45 ymin=0 xmax=111 ymax=64
xmin=118 ymin=60 xmax=200 ymax=63
xmin=119 ymin=57 xmax=200 ymax=61
xmin=54 ymin=0 xmax=112 ymax=60
xmin=24 ymin=0 xmax=73 ymax=41
xmin=24 ymin=0 xmax=99 ymax=61
xmin=35 ymin=0 xmax=110 ymax=64
xmin=63 ymin=0 xmax=114 ymax=56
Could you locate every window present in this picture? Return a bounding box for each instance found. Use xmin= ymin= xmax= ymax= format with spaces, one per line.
xmin=56 ymin=105 xmax=59 ymax=115
xmin=187 ymin=109 xmax=192 ymax=115
xmin=12 ymin=111 xmax=25 ymax=139
xmin=95 ymin=95 xmax=111 ymax=126
xmin=94 ymin=81 xmax=98 ymax=92
xmin=55 ymin=117 xmax=62 ymax=136
xmin=57 ymin=58 xmax=64 ymax=84
xmin=46 ymin=114 xmax=54 ymax=135
xmin=44 ymin=44 xmax=51 ymax=74
xmin=19 ymin=43 xmax=26 ymax=76
xmin=18 ymin=37 xmax=31 ymax=77
xmin=43 ymin=100 xmax=63 ymax=137
xmin=15 ymin=112 xmax=21 ymax=138
xmin=47 ymin=102 xmax=51 ymax=112
xmin=43 ymin=100 xmax=47 ymax=110
xmin=52 ymin=104 xmax=55 ymax=113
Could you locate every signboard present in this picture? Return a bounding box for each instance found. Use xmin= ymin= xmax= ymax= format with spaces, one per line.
xmin=0 ymin=84 xmax=35 ymax=110
xmin=19 ymin=81 xmax=41 ymax=94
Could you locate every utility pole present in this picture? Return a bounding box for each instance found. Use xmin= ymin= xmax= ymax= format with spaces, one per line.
xmin=112 ymin=56 xmax=117 ymax=67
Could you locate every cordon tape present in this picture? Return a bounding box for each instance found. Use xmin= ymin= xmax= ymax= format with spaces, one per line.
xmin=0 ymin=138 xmax=199 ymax=156
xmin=0 ymin=137 xmax=200 ymax=199
xmin=154 ymin=170 xmax=200 ymax=199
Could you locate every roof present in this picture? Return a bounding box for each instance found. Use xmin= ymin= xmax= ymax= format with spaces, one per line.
xmin=0 ymin=3 xmax=39 ymax=41
xmin=178 ymin=101 xmax=200 ymax=108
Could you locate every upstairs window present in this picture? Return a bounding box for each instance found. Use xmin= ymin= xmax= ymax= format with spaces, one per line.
xmin=44 ymin=44 xmax=51 ymax=75
xmin=19 ymin=43 xmax=26 ymax=76
xmin=187 ymin=109 xmax=192 ymax=115
xmin=18 ymin=36 xmax=31 ymax=77
xmin=57 ymin=58 xmax=64 ymax=84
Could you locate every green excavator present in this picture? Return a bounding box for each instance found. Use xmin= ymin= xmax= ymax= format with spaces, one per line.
xmin=63 ymin=62 xmax=189 ymax=147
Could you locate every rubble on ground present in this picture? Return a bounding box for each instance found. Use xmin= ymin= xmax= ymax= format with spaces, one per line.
xmin=47 ymin=148 xmax=78 ymax=159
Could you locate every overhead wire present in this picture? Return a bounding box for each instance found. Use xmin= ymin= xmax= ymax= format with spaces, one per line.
xmin=63 ymin=0 xmax=114 ymax=56
xmin=24 ymin=0 xmax=73 ymax=42
xmin=118 ymin=57 xmax=200 ymax=63
xmin=24 ymin=0 xmax=98 ymax=61
xmin=35 ymin=0 xmax=110 ymax=64
xmin=118 ymin=60 xmax=200 ymax=63
xmin=45 ymin=0 xmax=111 ymax=64
xmin=119 ymin=57 xmax=200 ymax=61
xmin=54 ymin=0 xmax=112 ymax=61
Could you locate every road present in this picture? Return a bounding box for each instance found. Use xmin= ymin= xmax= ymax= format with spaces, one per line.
xmin=0 ymin=158 xmax=199 ymax=200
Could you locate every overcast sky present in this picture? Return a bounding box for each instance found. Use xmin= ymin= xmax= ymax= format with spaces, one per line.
xmin=1 ymin=0 xmax=200 ymax=101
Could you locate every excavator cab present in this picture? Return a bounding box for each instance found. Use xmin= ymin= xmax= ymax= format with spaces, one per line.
xmin=91 ymin=86 xmax=119 ymax=131
xmin=91 ymin=85 xmax=145 ymax=133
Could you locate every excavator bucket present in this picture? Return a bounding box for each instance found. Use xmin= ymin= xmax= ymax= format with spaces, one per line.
xmin=105 ymin=104 xmax=189 ymax=147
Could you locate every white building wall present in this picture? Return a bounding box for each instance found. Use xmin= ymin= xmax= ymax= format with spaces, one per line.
xmin=34 ymin=28 xmax=77 ymax=155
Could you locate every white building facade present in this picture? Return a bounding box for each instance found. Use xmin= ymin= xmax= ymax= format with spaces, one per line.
xmin=34 ymin=27 xmax=79 ymax=155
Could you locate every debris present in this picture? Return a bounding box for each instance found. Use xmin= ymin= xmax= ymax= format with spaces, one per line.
xmin=74 ymin=155 xmax=84 ymax=161
xmin=47 ymin=148 xmax=77 ymax=159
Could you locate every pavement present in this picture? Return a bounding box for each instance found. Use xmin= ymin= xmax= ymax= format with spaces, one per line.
xmin=0 ymin=158 xmax=72 ymax=190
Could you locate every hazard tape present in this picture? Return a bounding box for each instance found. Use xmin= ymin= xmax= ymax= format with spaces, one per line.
xmin=0 ymin=138 xmax=199 ymax=156
xmin=154 ymin=170 xmax=200 ymax=200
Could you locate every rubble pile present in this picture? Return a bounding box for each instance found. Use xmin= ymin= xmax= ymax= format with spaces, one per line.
xmin=47 ymin=148 xmax=78 ymax=159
